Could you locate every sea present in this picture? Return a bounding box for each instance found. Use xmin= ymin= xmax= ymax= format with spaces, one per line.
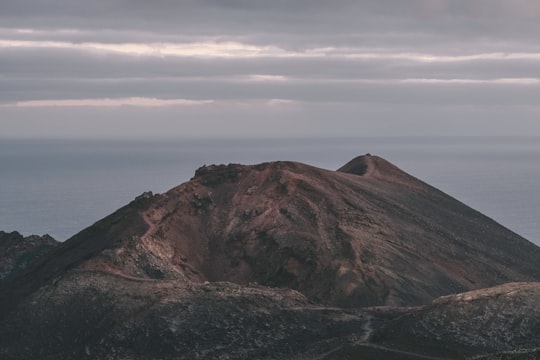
xmin=1 ymin=137 xmax=539 ymax=246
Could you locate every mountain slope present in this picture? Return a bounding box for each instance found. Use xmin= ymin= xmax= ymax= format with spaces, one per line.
xmin=374 ymin=282 xmax=540 ymax=358
xmin=1 ymin=154 xmax=540 ymax=359
xmin=2 ymin=154 xmax=539 ymax=314
xmin=0 ymin=272 xmax=376 ymax=360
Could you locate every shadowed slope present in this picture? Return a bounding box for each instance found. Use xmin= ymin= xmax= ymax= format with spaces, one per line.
xmin=376 ymin=282 xmax=540 ymax=358
xmin=0 ymin=231 xmax=59 ymax=280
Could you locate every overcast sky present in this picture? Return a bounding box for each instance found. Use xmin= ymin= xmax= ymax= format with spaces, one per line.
xmin=2 ymin=0 xmax=540 ymax=138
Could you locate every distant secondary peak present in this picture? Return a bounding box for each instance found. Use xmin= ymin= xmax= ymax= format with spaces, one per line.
xmin=337 ymin=154 xmax=373 ymax=176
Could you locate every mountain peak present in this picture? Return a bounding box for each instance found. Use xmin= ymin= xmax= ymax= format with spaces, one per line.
xmin=338 ymin=153 xmax=419 ymax=185
xmin=337 ymin=153 xmax=373 ymax=176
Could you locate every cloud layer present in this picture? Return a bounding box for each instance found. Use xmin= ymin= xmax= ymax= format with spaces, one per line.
xmin=1 ymin=0 xmax=540 ymax=137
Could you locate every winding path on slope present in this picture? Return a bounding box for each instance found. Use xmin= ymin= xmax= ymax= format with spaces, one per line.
xmin=141 ymin=211 xmax=158 ymax=239
xmin=310 ymin=312 xmax=445 ymax=360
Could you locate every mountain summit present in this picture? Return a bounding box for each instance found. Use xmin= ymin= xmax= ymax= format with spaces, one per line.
xmin=1 ymin=155 xmax=539 ymax=359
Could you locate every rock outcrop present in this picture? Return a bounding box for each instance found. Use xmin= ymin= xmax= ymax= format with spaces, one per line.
xmin=375 ymin=282 xmax=540 ymax=358
xmin=0 ymin=230 xmax=58 ymax=280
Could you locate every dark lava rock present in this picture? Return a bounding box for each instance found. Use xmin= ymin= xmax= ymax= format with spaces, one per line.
xmin=375 ymin=282 xmax=540 ymax=359
xmin=0 ymin=271 xmax=375 ymax=360
xmin=0 ymin=230 xmax=58 ymax=280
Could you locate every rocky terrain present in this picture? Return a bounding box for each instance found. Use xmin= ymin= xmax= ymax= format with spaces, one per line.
xmin=1 ymin=154 xmax=539 ymax=359
xmin=0 ymin=230 xmax=58 ymax=280
xmin=374 ymin=282 xmax=540 ymax=359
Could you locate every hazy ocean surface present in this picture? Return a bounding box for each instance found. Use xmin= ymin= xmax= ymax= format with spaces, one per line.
xmin=1 ymin=137 xmax=539 ymax=246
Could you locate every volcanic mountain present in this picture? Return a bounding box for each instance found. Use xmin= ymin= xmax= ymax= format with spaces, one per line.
xmin=1 ymin=154 xmax=539 ymax=359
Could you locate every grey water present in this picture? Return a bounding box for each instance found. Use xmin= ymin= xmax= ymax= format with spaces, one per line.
xmin=1 ymin=137 xmax=539 ymax=246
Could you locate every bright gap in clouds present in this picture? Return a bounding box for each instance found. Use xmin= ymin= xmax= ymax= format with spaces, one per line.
xmin=3 ymin=38 xmax=540 ymax=63
xmin=399 ymin=78 xmax=540 ymax=85
xmin=0 ymin=98 xmax=214 ymax=108
xmin=0 ymin=39 xmax=292 ymax=58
